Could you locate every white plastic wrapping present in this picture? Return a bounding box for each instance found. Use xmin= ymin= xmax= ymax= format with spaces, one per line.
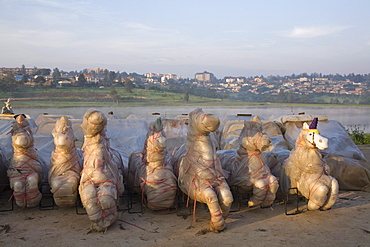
xmin=78 ymin=109 xmax=125 ymax=232
xmin=7 ymin=114 xmax=44 ymax=208
xmin=49 ymin=116 xmax=83 ymax=207
xmin=127 ymin=118 xmax=177 ymax=210
xmin=171 ymin=108 xmax=233 ymax=232
xmin=270 ymin=115 xmax=370 ymax=192
xmin=105 ymin=118 xmax=148 ymax=168
xmin=218 ymin=116 xmax=279 ymax=207
xmin=281 ymin=121 xmax=339 ymax=210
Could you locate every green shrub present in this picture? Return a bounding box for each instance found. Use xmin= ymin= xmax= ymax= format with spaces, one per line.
xmin=346 ymin=125 xmax=370 ymax=145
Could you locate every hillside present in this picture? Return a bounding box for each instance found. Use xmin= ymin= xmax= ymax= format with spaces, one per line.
xmin=1 ymin=87 xmax=247 ymax=108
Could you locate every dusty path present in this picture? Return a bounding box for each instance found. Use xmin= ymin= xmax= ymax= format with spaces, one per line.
xmin=1 ymin=191 xmax=369 ymax=247
xmin=1 ymin=147 xmax=370 ymax=247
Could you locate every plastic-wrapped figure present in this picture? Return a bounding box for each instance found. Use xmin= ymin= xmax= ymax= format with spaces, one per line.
xmin=127 ymin=118 xmax=177 ymax=210
xmin=2 ymin=98 xmax=14 ymax=114
xmin=49 ymin=116 xmax=83 ymax=207
xmin=218 ymin=116 xmax=279 ymax=207
xmin=281 ymin=118 xmax=339 ymax=210
xmin=78 ymin=109 xmax=125 ymax=232
xmin=7 ymin=114 xmax=43 ymax=207
xmin=171 ymin=108 xmax=233 ymax=232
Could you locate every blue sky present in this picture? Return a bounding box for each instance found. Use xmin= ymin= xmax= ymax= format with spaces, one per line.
xmin=1 ymin=0 xmax=369 ymax=78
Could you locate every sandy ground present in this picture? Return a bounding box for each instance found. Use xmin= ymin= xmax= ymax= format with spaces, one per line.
xmin=1 ymin=147 xmax=370 ymax=247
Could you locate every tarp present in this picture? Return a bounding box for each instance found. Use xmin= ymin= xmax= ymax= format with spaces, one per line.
xmin=32 ymin=115 xmax=148 ymax=173
xmin=220 ymin=114 xmax=370 ymax=192
xmin=269 ymin=115 xmax=370 ymax=192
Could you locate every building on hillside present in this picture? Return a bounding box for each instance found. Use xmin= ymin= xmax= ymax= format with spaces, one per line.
xmin=0 ymin=67 xmax=48 ymax=75
xmin=87 ymin=68 xmax=106 ymax=74
xmin=83 ymin=73 xmax=100 ymax=84
xmin=195 ymin=71 xmax=216 ymax=82
xmin=144 ymin=72 xmax=163 ymax=78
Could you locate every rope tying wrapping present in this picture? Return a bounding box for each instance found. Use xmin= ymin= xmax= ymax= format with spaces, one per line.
xmin=7 ymin=115 xmax=43 ymax=208
xmin=79 ymin=109 xmax=124 ymax=232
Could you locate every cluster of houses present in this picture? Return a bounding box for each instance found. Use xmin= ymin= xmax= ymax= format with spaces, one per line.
xmin=1 ymin=67 xmax=368 ymax=96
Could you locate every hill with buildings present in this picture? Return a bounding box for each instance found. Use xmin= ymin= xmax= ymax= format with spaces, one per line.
xmin=1 ymin=66 xmax=370 ymax=105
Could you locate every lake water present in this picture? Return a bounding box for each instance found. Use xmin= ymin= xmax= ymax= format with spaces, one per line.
xmin=16 ymin=105 xmax=370 ymax=133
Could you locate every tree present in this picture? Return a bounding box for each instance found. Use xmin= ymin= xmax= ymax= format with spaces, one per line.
xmin=1 ymin=72 xmax=18 ymax=91
xmin=21 ymin=74 xmax=29 ymax=83
xmin=287 ymin=90 xmax=295 ymax=103
xmin=103 ymin=69 xmax=109 ymax=86
xmin=116 ymin=74 xmax=122 ymax=84
xmin=53 ymin=68 xmax=61 ymax=87
xmin=277 ymin=89 xmax=286 ymax=102
xmin=35 ymin=68 xmax=51 ymax=76
xmin=300 ymin=94 xmax=308 ymax=103
xmin=77 ymin=74 xmax=87 ymax=87
xmin=110 ymin=86 xmax=120 ymax=103
xmin=184 ymin=92 xmax=189 ymax=102
xmin=108 ymin=71 xmax=116 ymax=84
xmin=20 ymin=64 xmax=26 ymax=75
xmin=34 ymin=75 xmax=46 ymax=85
xmin=222 ymin=92 xmax=230 ymax=100
xmin=124 ymin=77 xmax=133 ymax=93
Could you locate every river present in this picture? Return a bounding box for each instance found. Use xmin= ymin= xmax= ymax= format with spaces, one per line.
xmin=14 ymin=105 xmax=370 ymax=133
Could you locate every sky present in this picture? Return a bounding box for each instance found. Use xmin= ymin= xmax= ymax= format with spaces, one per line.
xmin=1 ymin=0 xmax=370 ymax=78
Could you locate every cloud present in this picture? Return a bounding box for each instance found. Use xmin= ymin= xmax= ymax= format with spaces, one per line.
xmin=123 ymin=22 xmax=158 ymax=31
xmin=285 ymin=26 xmax=350 ymax=38
xmin=223 ymin=30 xmax=244 ymax=33
xmin=33 ymin=0 xmax=71 ymax=9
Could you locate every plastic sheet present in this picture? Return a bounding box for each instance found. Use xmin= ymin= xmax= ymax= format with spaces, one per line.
xmin=270 ymin=115 xmax=369 ymax=192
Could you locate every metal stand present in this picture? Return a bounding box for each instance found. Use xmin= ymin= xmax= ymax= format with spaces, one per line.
xmin=126 ymin=185 xmax=143 ymax=214
xmin=284 ymin=187 xmax=304 ymax=215
xmin=39 ymin=183 xmax=55 ymax=210
xmin=175 ymin=190 xmax=192 ymax=218
xmin=75 ymin=194 xmax=87 ymax=215
xmin=0 ymin=184 xmax=14 ymax=212
xmin=230 ymin=186 xmax=251 ymax=212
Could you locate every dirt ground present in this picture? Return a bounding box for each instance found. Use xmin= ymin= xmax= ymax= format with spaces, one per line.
xmin=1 ymin=147 xmax=370 ymax=247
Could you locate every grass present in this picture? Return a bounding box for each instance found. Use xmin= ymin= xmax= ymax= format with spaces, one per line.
xmin=2 ymin=86 xmax=370 ymax=108
xmin=1 ymin=87 xmax=257 ymax=108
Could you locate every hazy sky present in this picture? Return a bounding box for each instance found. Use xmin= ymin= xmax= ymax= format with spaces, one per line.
xmin=1 ymin=0 xmax=369 ymax=78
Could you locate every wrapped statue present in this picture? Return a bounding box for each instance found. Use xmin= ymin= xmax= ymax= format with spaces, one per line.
xmin=78 ymin=109 xmax=125 ymax=232
xmin=2 ymin=98 xmax=14 ymax=114
xmin=49 ymin=116 xmax=83 ymax=207
xmin=127 ymin=117 xmax=177 ymax=210
xmin=218 ymin=116 xmax=279 ymax=207
xmin=171 ymin=108 xmax=233 ymax=232
xmin=281 ymin=118 xmax=339 ymax=210
xmin=7 ymin=114 xmax=43 ymax=207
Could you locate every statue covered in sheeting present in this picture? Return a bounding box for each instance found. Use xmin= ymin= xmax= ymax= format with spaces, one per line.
xmin=127 ymin=118 xmax=177 ymax=210
xmin=171 ymin=108 xmax=233 ymax=232
xmin=49 ymin=116 xmax=83 ymax=207
xmin=7 ymin=114 xmax=43 ymax=207
xmin=218 ymin=116 xmax=279 ymax=207
xmin=2 ymin=98 xmax=14 ymax=115
xmin=281 ymin=118 xmax=339 ymax=210
xmin=79 ymin=109 xmax=125 ymax=232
